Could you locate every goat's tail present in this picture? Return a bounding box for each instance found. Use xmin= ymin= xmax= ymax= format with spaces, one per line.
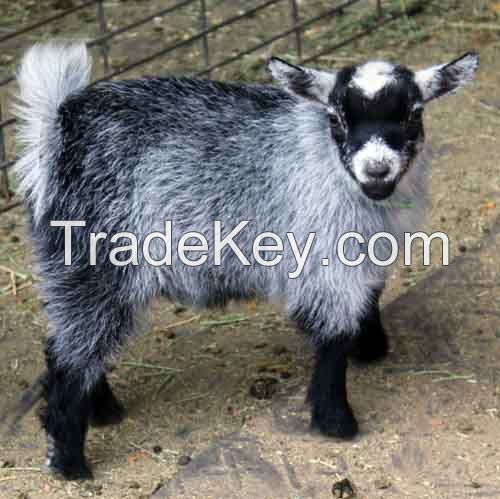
xmin=14 ymin=41 xmax=91 ymax=222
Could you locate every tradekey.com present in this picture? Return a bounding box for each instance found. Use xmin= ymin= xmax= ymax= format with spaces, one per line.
xmin=50 ymin=220 xmax=450 ymax=278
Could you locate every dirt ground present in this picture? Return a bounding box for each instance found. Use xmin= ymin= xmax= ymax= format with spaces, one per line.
xmin=1 ymin=1 xmax=500 ymax=498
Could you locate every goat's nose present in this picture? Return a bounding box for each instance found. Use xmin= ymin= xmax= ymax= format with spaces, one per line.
xmin=365 ymin=162 xmax=390 ymax=180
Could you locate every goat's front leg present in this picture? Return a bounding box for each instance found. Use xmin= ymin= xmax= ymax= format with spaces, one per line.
xmin=307 ymin=337 xmax=358 ymax=438
xmin=350 ymin=288 xmax=389 ymax=363
xmin=291 ymin=299 xmax=359 ymax=438
xmin=89 ymin=374 xmax=125 ymax=427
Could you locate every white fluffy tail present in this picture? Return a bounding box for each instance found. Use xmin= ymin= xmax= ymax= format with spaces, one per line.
xmin=14 ymin=41 xmax=91 ymax=222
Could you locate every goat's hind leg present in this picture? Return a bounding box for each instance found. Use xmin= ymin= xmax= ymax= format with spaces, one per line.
xmin=40 ymin=337 xmax=94 ymax=480
xmin=40 ymin=288 xmax=137 ymax=480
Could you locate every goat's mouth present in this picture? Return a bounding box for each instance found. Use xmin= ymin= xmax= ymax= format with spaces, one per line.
xmin=360 ymin=180 xmax=396 ymax=201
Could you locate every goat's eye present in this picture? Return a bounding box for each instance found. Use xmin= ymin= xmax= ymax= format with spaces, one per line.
xmin=327 ymin=108 xmax=346 ymax=140
xmin=328 ymin=112 xmax=344 ymax=131
xmin=409 ymin=108 xmax=423 ymax=123
xmin=329 ymin=114 xmax=340 ymax=126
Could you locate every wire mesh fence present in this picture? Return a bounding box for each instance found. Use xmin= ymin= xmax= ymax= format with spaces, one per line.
xmin=0 ymin=0 xmax=429 ymax=214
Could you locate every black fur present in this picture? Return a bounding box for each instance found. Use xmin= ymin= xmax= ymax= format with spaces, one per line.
xmin=329 ymin=65 xmax=424 ymax=181
xmin=89 ymin=375 xmax=125 ymax=427
xmin=39 ymin=339 xmax=92 ymax=480
xmin=424 ymin=52 xmax=479 ymax=102
xmin=350 ymin=289 xmax=389 ymax=363
xmin=296 ymin=289 xmax=388 ymax=438
xmin=13 ymin=43 xmax=477 ymax=480
xmin=308 ymin=338 xmax=358 ymax=438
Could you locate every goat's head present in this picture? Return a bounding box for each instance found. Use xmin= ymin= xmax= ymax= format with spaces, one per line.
xmin=268 ymin=53 xmax=479 ymax=201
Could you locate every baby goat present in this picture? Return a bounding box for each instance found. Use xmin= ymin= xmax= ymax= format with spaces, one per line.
xmin=14 ymin=42 xmax=478 ymax=479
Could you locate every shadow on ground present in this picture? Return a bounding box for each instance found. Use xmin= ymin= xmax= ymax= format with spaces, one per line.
xmin=154 ymin=216 xmax=500 ymax=499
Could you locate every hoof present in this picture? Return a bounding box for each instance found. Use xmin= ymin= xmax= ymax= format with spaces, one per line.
xmin=311 ymin=407 xmax=359 ymax=439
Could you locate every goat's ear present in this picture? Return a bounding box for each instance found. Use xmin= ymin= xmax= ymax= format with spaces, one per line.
xmin=267 ymin=57 xmax=336 ymax=105
xmin=415 ymin=52 xmax=479 ymax=103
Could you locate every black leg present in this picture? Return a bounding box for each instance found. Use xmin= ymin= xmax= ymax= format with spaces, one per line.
xmin=308 ymin=338 xmax=358 ymax=439
xmin=34 ymin=264 xmax=142 ymax=480
xmin=89 ymin=375 xmax=125 ymax=427
xmin=39 ymin=341 xmax=93 ymax=480
xmin=349 ymin=289 xmax=389 ymax=363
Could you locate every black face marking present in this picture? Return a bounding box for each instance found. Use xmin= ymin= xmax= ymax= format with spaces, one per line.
xmin=327 ymin=64 xmax=425 ymax=200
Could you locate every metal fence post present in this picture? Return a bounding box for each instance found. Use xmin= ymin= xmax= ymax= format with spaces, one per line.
xmin=199 ymin=0 xmax=211 ymax=77
xmin=290 ymin=0 xmax=302 ymax=60
xmin=96 ymin=0 xmax=110 ymax=74
xmin=0 ymin=103 xmax=11 ymax=204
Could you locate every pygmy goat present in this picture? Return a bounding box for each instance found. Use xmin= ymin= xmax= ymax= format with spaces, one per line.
xmin=14 ymin=41 xmax=478 ymax=479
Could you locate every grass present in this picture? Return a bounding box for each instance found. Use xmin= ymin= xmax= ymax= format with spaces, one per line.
xmin=200 ymin=314 xmax=249 ymax=328
xmin=121 ymin=361 xmax=181 ymax=372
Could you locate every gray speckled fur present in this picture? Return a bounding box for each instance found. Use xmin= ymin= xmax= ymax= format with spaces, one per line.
xmin=15 ymin=41 xmax=473 ymax=391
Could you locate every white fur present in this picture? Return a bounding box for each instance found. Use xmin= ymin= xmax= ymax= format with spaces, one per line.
xmin=306 ymin=69 xmax=338 ymax=104
xmin=268 ymin=59 xmax=337 ymax=105
xmin=14 ymin=41 xmax=91 ymax=222
xmin=351 ymin=137 xmax=402 ymax=184
xmin=14 ymin=42 xmax=430 ymax=378
xmin=415 ymin=53 xmax=479 ymax=102
xmin=414 ymin=64 xmax=445 ymax=102
xmin=351 ymin=61 xmax=396 ymax=99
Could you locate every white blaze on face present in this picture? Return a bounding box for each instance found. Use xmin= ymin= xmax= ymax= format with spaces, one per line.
xmin=351 ymin=61 xmax=396 ymax=99
xmin=351 ymin=137 xmax=403 ymax=184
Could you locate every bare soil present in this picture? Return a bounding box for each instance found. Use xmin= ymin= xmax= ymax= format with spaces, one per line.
xmin=1 ymin=1 xmax=500 ymax=498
